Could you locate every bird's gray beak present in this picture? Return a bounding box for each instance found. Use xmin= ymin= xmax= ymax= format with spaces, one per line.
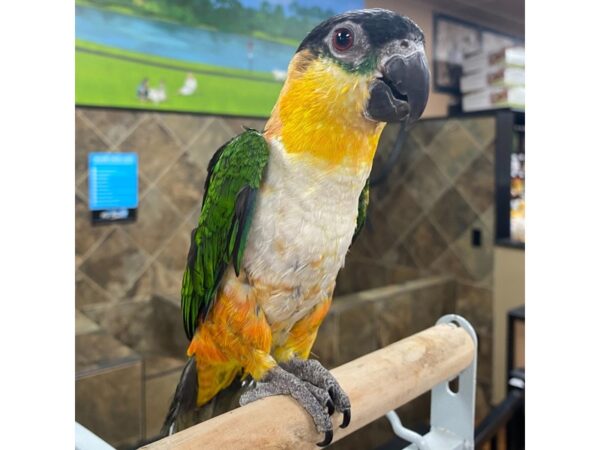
xmin=365 ymin=44 xmax=430 ymax=124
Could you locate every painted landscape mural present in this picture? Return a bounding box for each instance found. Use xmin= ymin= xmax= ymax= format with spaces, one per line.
xmin=75 ymin=0 xmax=363 ymax=116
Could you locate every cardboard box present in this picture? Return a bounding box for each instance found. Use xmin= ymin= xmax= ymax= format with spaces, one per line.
xmin=462 ymin=86 xmax=525 ymax=112
xmin=463 ymin=46 xmax=525 ymax=74
xmin=460 ymin=66 xmax=525 ymax=93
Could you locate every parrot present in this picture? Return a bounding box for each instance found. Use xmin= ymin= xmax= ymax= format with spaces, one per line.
xmin=161 ymin=8 xmax=430 ymax=446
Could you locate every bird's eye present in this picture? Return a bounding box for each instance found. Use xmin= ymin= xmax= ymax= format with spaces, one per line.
xmin=332 ymin=28 xmax=354 ymax=52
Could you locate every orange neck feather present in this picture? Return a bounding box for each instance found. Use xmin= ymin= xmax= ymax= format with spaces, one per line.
xmin=264 ymin=51 xmax=385 ymax=171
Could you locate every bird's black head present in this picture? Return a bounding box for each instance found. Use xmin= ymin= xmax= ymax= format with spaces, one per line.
xmin=295 ymin=9 xmax=430 ymax=123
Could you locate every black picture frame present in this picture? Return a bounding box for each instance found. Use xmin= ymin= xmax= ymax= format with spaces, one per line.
xmin=433 ymin=13 xmax=523 ymax=95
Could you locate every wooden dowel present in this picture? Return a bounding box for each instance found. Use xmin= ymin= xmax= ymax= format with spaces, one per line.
xmin=142 ymin=323 xmax=475 ymax=450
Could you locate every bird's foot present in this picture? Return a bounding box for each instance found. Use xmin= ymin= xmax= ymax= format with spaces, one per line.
xmin=281 ymin=358 xmax=351 ymax=429
xmin=239 ymin=365 xmax=337 ymax=446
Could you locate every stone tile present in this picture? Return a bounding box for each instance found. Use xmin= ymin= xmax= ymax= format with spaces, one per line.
xmin=75 ymin=194 xmax=110 ymax=258
xmin=409 ymin=281 xmax=454 ymax=335
xmin=186 ymin=118 xmax=239 ymax=161
xmin=145 ymin=370 xmax=182 ymax=439
xmin=462 ymin=116 xmax=495 ymax=149
xmin=404 ymin=217 xmax=448 ymax=268
xmin=335 ymin=260 xmax=390 ymax=296
xmin=430 ymin=248 xmax=472 ymax=281
xmin=76 ymin=270 xmax=113 ymax=309
xmin=117 ymin=118 xmax=181 ymax=180
xmin=154 ymin=225 xmax=192 ymax=293
xmin=137 ymin=174 xmax=150 ymax=199
xmin=455 ymin=154 xmax=495 ymax=214
xmin=374 ymin=292 xmax=412 ymax=347
xmin=481 ymin=205 xmax=495 ymax=233
xmin=483 ymin=139 xmax=495 ymax=163
xmin=152 ymin=260 xmax=185 ymax=300
xmin=76 ymin=310 xmax=100 ymax=335
xmin=427 ymin=120 xmax=481 ymax=181
xmin=145 ymin=356 xmax=187 ymax=378
xmin=76 ymin=174 xmax=88 ymax=200
xmin=385 ymin=264 xmax=421 ymax=285
xmin=337 ymin=301 xmax=377 ymax=364
xmin=80 ymin=108 xmax=141 ymax=146
xmin=371 ymin=125 xmax=425 ymax=198
xmin=455 ymin=283 xmax=493 ymax=332
xmin=76 ymin=331 xmax=140 ymax=374
xmin=410 ymin=118 xmax=446 ymax=147
xmin=403 ymin=155 xmax=450 ymax=210
xmin=381 ymin=242 xmax=419 ymax=268
xmin=310 ymin=313 xmax=338 ymax=369
xmin=79 ymin=228 xmax=148 ymax=299
xmin=345 ymin=222 xmax=376 ymax=259
xmin=85 ymin=297 xmax=189 ymax=358
xmin=451 ymin=219 xmax=493 ymax=281
xmin=380 ymin=185 xmax=423 ymax=237
xmin=124 ymin=264 xmax=157 ymax=303
xmin=430 ymin=187 xmax=478 ymax=243
xmin=159 ymin=113 xmax=210 ymax=147
xmin=363 ymin=198 xmax=415 ymax=257
xmin=124 ymin=187 xmax=182 ymax=256
xmin=76 ymin=114 xmax=109 ymax=180
xmin=156 ymin=151 xmax=206 ymax=215
xmin=76 ymin=358 xmax=142 ymax=448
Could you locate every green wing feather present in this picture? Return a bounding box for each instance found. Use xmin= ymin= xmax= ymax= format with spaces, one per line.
xmin=181 ymin=129 xmax=269 ymax=340
xmin=352 ymin=179 xmax=370 ymax=244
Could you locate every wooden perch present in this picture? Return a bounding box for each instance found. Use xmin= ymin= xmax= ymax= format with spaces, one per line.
xmin=142 ymin=323 xmax=475 ymax=450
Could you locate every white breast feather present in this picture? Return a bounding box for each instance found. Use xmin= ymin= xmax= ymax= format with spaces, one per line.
xmin=243 ymin=138 xmax=370 ymax=343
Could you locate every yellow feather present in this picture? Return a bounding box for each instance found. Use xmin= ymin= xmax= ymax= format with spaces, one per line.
xmin=265 ymin=54 xmax=385 ymax=171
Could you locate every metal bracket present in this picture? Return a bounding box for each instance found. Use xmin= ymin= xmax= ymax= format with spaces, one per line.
xmin=385 ymin=315 xmax=478 ymax=450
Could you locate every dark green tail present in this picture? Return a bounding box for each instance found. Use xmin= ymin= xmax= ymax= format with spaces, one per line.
xmin=160 ymin=357 xmax=250 ymax=437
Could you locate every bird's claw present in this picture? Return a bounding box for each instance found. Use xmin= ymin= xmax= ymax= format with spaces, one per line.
xmin=317 ymin=429 xmax=333 ymax=447
xmin=282 ymin=358 xmax=352 ymax=428
xmin=240 ymin=366 xmax=334 ymax=445
xmin=341 ymin=409 xmax=351 ymax=428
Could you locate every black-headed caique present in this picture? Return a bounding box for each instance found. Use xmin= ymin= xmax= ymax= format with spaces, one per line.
xmin=163 ymin=8 xmax=429 ymax=446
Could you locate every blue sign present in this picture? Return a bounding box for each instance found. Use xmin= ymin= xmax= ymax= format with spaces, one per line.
xmin=88 ymin=152 xmax=138 ymax=212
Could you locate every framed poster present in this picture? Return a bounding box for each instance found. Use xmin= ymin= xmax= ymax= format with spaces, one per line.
xmin=75 ymin=0 xmax=364 ymax=117
xmin=433 ymin=13 xmax=523 ymax=94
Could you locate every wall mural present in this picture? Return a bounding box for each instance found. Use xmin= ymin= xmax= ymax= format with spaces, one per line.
xmin=75 ymin=0 xmax=363 ymax=117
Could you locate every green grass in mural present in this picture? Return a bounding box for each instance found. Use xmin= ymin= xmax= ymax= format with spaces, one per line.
xmin=76 ymin=40 xmax=278 ymax=81
xmin=75 ymin=40 xmax=283 ymax=116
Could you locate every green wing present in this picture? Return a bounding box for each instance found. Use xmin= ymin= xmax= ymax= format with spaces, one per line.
xmin=352 ymin=179 xmax=370 ymax=244
xmin=181 ymin=129 xmax=269 ymax=340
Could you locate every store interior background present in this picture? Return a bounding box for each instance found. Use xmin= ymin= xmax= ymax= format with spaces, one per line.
xmin=75 ymin=0 xmax=525 ymax=449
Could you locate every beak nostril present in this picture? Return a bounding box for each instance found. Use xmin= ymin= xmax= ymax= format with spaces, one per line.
xmin=400 ymin=39 xmax=410 ymax=49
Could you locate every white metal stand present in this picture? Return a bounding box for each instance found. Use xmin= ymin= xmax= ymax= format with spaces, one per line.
xmin=386 ymin=315 xmax=478 ymax=450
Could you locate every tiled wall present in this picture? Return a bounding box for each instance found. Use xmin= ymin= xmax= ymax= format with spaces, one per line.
xmin=75 ymin=108 xmax=267 ymax=447
xmin=339 ymin=116 xmax=497 ymax=420
xmin=76 ymin=108 xmax=267 ymax=311
xmin=75 ymin=107 xmax=496 ymax=448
